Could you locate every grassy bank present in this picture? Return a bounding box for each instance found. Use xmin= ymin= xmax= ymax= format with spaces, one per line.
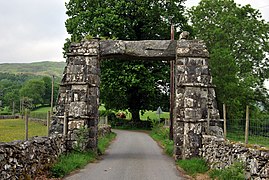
xmin=0 ymin=119 xmax=47 ymax=142
xmin=150 ymin=125 xmax=174 ymax=156
xmin=50 ymin=132 xmax=116 ymax=178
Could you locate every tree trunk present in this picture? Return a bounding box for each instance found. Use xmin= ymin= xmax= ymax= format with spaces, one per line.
xmin=130 ymin=109 xmax=140 ymax=122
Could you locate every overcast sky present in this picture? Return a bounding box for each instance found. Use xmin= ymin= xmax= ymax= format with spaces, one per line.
xmin=0 ymin=0 xmax=268 ymax=64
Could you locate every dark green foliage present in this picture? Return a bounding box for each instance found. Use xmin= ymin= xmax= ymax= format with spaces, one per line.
xmin=65 ymin=0 xmax=191 ymax=42
xmin=209 ymin=162 xmax=245 ymax=180
xmin=189 ymin=0 xmax=269 ymax=119
xmin=176 ymin=158 xmax=209 ymax=176
xmin=64 ymin=0 xmax=191 ymax=121
xmin=20 ymin=79 xmax=45 ymax=107
xmin=0 ymin=62 xmax=61 ymax=112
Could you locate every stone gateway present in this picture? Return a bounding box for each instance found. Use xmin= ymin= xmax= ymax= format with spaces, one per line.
xmin=50 ymin=37 xmax=223 ymax=159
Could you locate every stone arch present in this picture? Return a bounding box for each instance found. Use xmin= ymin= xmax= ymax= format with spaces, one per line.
xmin=50 ymin=38 xmax=222 ymax=159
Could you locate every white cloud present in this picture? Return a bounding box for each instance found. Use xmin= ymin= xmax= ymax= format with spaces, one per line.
xmin=0 ymin=0 xmax=268 ymax=64
xmin=0 ymin=0 xmax=68 ymax=63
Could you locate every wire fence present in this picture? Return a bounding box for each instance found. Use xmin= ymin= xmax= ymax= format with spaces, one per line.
xmin=224 ymin=106 xmax=269 ymax=147
xmin=226 ymin=118 xmax=269 ymax=143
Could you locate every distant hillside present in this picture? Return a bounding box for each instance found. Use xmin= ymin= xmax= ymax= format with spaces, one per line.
xmin=0 ymin=61 xmax=66 ymax=78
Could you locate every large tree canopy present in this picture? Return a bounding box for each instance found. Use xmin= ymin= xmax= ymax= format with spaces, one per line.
xmin=189 ymin=0 xmax=269 ymax=119
xmin=65 ymin=0 xmax=191 ymax=121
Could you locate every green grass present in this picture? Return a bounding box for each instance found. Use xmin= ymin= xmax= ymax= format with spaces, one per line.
xmin=227 ymin=132 xmax=269 ymax=148
xmin=32 ymin=107 xmax=51 ymax=113
xmin=150 ymin=125 xmax=174 ymax=156
xmin=176 ymin=158 xmax=209 ymax=176
xmin=50 ymin=150 xmax=97 ymax=177
xmin=98 ymin=132 xmax=117 ymax=154
xmin=51 ymin=132 xmax=116 ymax=178
xmin=0 ymin=119 xmax=47 ymax=142
xmin=209 ymin=162 xmax=245 ymax=180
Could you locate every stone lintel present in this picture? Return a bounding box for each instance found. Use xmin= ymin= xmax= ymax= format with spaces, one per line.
xmin=177 ymin=83 xmax=215 ymax=88
xmin=60 ymin=82 xmax=98 ymax=87
xmin=176 ymin=118 xmax=223 ymax=122
xmin=100 ymin=40 xmax=177 ymax=60
xmin=66 ymin=53 xmax=99 ymax=56
xmin=177 ymin=40 xmax=209 ymax=58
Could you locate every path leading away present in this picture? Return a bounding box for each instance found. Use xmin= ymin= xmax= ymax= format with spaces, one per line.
xmin=65 ymin=130 xmax=184 ymax=180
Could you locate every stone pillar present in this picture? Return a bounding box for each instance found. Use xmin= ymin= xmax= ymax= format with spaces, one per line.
xmin=51 ymin=39 xmax=100 ymax=151
xmin=174 ymin=40 xmax=221 ymax=160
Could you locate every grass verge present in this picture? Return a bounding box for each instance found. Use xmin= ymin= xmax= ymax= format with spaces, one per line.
xmin=176 ymin=158 xmax=209 ymax=176
xmin=50 ymin=132 xmax=116 ymax=178
xmin=150 ymin=125 xmax=173 ymax=156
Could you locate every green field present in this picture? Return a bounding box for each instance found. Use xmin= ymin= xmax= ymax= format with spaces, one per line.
xmin=0 ymin=61 xmax=65 ymax=78
xmin=0 ymin=119 xmax=47 ymax=142
xmin=227 ymin=132 xmax=269 ymax=148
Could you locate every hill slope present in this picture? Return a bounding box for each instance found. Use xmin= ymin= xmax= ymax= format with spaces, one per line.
xmin=0 ymin=61 xmax=66 ymax=78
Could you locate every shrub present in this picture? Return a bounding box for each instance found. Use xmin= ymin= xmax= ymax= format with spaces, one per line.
xmin=209 ymin=162 xmax=245 ymax=180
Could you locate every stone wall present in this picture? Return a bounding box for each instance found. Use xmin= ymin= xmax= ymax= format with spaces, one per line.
xmin=0 ymin=135 xmax=66 ymax=179
xmin=98 ymin=125 xmax=112 ymax=137
xmin=200 ymin=135 xmax=269 ymax=179
xmin=0 ymin=124 xmax=112 ymax=179
xmin=0 ymin=115 xmax=19 ymax=119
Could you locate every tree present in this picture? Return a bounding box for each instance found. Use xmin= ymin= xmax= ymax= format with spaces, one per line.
xmin=20 ymin=79 xmax=45 ymax=108
xmin=65 ymin=0 xmax=191 ymax=121
xmin=189 ymin=0 xmax=269 ymax=119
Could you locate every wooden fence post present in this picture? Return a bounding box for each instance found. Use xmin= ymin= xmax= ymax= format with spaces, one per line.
xmin=207 ymin=108 xmax=210 ymax=134
xmin=63 ymin=112 xmax=68 ymax=136
xmin=245 ymin=105 xmax=249 ymax=144
xmin=105 ymin=116 xmax=108 ymax=125
xmin=25 ymin=109 xmax=29 ymax=140
xmin=47 ymin=111 xmax=50 ymax=136
xmin=12 ymin=101 xmax=15 ymax=116
xmin=223 ymin=104 xmax=227 ymax=140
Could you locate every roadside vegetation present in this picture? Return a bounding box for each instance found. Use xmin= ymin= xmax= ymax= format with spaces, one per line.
xmin=150 ymin=125 xmax=246 ymax=179
xmin=176 ymin=158 xmax=209 ymax=176
xmin=50 ymin=132 xmax=116 ymax=178
xmin=209 ymin=162 xmax=245 ymax=180
xmin=150 ymin=125 xmax=173 ymax=156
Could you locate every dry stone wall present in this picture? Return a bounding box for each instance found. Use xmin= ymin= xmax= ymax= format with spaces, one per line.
xmin=200 ymin=135 xmax=269 ymax=179
xmin=0 ymin=125 xmax=111 ymax=179
xmin=0 ymin=135 xmax=66 ymax=179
